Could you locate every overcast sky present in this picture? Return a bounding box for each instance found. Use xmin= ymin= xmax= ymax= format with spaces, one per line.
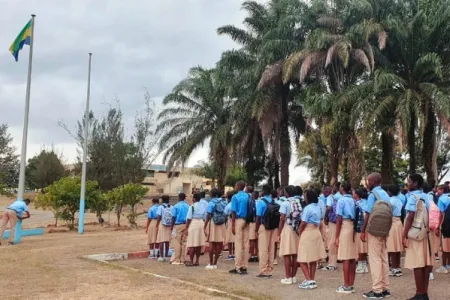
xmin=0 ymin=0 xmax=310 ymax=185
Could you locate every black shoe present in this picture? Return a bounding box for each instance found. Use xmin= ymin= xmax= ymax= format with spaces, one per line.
xmin=240 ymin=268 xmax=248 ymax=275
xmin=248 ymin=257 xmax=254 ymax=263
xmin=255 ymin=257 xmax=259 ymax=262
xmin=229 ymin=268 xmax=241 ymax=274
xmin=8 ymin=241 xmax=14 ymax=245
xmin=255 ymin=274 xmax=272 ymax=278
xmin=382 ymin=290 xmax=391 ymax=298
xmin=407 ymin=295 xmax=427 ymax=300
xmin=363 ymin=291 xmax=384 ymax=299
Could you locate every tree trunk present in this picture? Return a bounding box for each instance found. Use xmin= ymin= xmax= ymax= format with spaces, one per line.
xmin=408 ymin=116 xmax=417 ymax=174
xmin=216 ymin=148 xmax=228 ymax=191
xmin=381 ymin=130 xmax=395 ymax=184
xmin=274 ymin=161 xmax=280 ymax=189
xmin=279 ymin=86 xmax=291 ymax=186
xmin=347 ymin=132 xmax=364 ymax=189
xmin=423 ymin=104 xmax=437 ymax=186
xmin=329 ymin=133 xmax=340 ymax=186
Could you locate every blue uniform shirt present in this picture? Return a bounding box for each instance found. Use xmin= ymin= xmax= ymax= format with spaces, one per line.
xmin=186 ymin=202 xmax=206 ymax=220
xmin=231 ymin=191 xmax=250 ymax=218
xmin=398 ymin=193 xmax=407 ymax=207
xmin=171 ymin=200 xmax=189 ymax=224
xmin=405 ymin=190 xmax=430 ymax=212
xmin=358 ymin=198 xmax=368 ymax=213
xmin=336 ymin=194 xmax=355 ymax=219
xmin=224 ymin=202 xmax=232 ymax=216
xmin=366 ymin=186 xmax=390 ymax=214
xmin=276 ymin=196 xmax=287 ymax=206
xmin=301 ymin=203 xmax=321 ymax=226
xmin=437 ymin=194 xmax=450 ymax=213
xmin=326 ymin=194 xmax=337 ymax=207
xmin=7 ymin=200 xmax=29 ymax=217
xmin=318 ymin=197 xmax=326 ymax=219
xmin=256 ymin=195 xmax=272 ymax=217
xmin=207 ymin=198 xmax=225 ymax=214
xmin=389 ymin=196 xmax=403 ymax=217
xmin=147 ymin=204 xmax=159 ymax=219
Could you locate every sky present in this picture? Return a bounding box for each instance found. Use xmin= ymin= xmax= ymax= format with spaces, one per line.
xmin=0 ymin=0 xmax=310 ymax=185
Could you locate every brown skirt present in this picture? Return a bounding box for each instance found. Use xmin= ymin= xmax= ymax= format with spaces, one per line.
xmin=337 ymin=220 xmax=358 ymax=260
xmin=442 ymin=236 xmax=450 ymax=252
xmin=387 ymin=217 xmax=404 ymax=253
xmin=147 ymin=220 xmax=158 ymax=245
xmin=207 ymin=222 xmax=225 ymax=243
xmin=187 ymin=219 xmax=206 ymax=248
xmin=297 ymin=224 xmax=327 ymax=263
xmin=156 ymin=223 xmax=171 ymax=243
xmin=249 ymin=222 xmax=257 ymax=240
xmin=279 ymin=225 xmax=299 ymax=256
xmin=224 ymin=222 xmax=235 ymax=244
xmin=404 ymin=236 xmax=434 ymax=269
xmin=429 ymin=231 xmax=440 ymax=254
xmin=356 ymin=233 xmax=368 ymax=254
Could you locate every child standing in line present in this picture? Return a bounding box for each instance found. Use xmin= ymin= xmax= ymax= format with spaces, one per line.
xmin=297 ymin=189 xmax=327 ymax=290
xmin=387 ymin=184 xmax=405 ymax=277
xmin=353 ymin=188 xmax=369 ymax=274
xmin=248 ymin=188 xmax=259 ymax=263
xmin=335 ymin=182 xmax=358 ymax=294
xmin=278 ymin=185 xmax=301 ymax=285
xmin=185 ymin=193 xmax=206 ymax=267
xmin=155 ymin=195 xmax=172 ymax=262
xmin=436 ymin=185 xmax=450 ymax=273
xmin=145 ymin=197 xmax=160 ymax=259
xmin=224 ymin=191 xmax=235 ymax=260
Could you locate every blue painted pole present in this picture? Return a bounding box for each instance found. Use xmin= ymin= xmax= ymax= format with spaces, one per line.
xmin=14 ymin=220 xmax=22 ymax=244
xmin=3 ymin=226 xmax=44 ymax=240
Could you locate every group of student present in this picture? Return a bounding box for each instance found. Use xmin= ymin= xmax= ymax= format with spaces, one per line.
xmin=145 ymin=173 xmax=450 ymax=300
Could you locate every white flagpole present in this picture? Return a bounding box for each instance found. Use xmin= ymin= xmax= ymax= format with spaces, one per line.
xmin=78 ymin=53 xmax=92 ymax=234
xmin=15 ymin=14 xmax=36 ymax=244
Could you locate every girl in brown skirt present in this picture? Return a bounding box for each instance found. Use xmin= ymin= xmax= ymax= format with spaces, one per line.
xmin=155 ymin=195 xmax=172 ymax=262
xmin=335 ymin=182 xmax=358 ymax=294
xmin=145 ymin=197 xmax=160 ymax=259
xmin=387 ymin=185 xmax=405 ymax=277
xmin=353 ymin=188 xmax=369 ymax=274
xmin=297 ymin=189 xmax=326 ymax=290
xmin=204 ymin=188 xmax=227 ymax=270
xmin=185 ymin=193 xmax=206 ymax=266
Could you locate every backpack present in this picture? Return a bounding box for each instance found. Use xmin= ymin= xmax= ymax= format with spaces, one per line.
xmin=355 ymin=201 xmax=365 ymax=233
xmin=161 ymin=204 xmax=172 ymax=226
xmin=328 ymin=196 xmax=338 ymax=223
xmin=286 ymin=197 xmax=302 ymax=233
xmin=429 ymin=200 xmax=440 ymax=231
xmin=367 ymin=191 xmax=393 ymax=237
xmin=262 ymin=199 xmax=281 ymax=230
xmin=212 ymin=198 xmax=227 ymax=225
xmin=441 ymin=205 xmax=450 ymax=238
xmin=407 ymin=195 xmax=429 ymax=241
xmin=245 ymin=194 xmax=256 ymax=223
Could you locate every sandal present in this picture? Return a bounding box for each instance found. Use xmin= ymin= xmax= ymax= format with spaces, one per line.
xmin=184 ymin=262 xmax=194 ymax=267
xmin=193 ymin=262 xmax=200 ymax=266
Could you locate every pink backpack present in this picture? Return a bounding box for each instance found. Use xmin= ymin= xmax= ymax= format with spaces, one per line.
xmin=429 ymin=201 xmax=440 ymax=231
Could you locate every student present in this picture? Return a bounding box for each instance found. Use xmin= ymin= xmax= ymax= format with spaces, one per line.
xmin=170 ymin=193 xmax=190 ymax=265
xmin=323 ymin=186 xmax=339 ymax=271
xmin=0 ymin=198 xmax=31 ymax=245
xmin=230 ymin=181 xmax=251 ymax=275
xmin=247 ymin=186 xmax=258 ymax=263
xmin=279 ymin=185 xmax=302 ymax=284
xmin=155 ymin=195 xmax=172 ymax=262
xmin=224 ymin=191 xmax=235 ymax=260
xmin=272 ymin=189 xmax=282 ymax=266
xmin=145 ymin=197 xmax=160 ymax=259
xmin=353 ymin=188 xmax=369 ymax=274
xmin=185 ymin=193 xmax=206 ymax=267
xmin=297 ymin=189 xmax=327 ymax=289
xmin=255 ymin=185 xmax=278 ymax=278
xmin=204 ymin=188 xmax=227 ymax=270
xmin=436 ymin=185 xmax=450 ymax=273
xmin=403 ymin=174 xmax=433 ymax=300
xmin=199 ymin=191 xmax=209 ymax=212
xmin=386 ymin=185 xmax=404 ymax=277
xmin=361 ymin=173 xmax=391 ymax=299
xmin=318 ymin=186 xmax=330 ymax=269
xmin=334 ymin=182 xmax=357 ymax=293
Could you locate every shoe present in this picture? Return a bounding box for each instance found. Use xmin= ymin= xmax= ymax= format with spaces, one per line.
xmin=240 ymin=268 xmax=248 ymax=275
xmin=362 ymin=291 xmax=384 ymax=299
xmin=256 ymin=274 xmax=272 ymax=278
xmin=171 ymin=261 xmax=184 ymax=265
xmin=336 ymin=285 xmax=353 ymax=294
xmin=436 ymin=266 xmax=448 ymax=274
xmin=292 ymin=277 xmax=297 ymax=284
xmin=157 ymin=257 xmax=165 ymax=262
xmin=382 ymin=289 xmax=391 ymax=297
xmin=407 ymin=294 xmax=427 ymax=300
xmin=8 ymin=241 xmax=14 ymax=245
xmin=356 ymin=264 xmax=365 ymax=274
xmin=350 ymin=286 xmax=355 ymax=293
xmin=388 ymin=268 xmax=394 ymax=277
xmin=255 ymin=257 xmax=259 ymax=263
xmin=229 ymin=268 xmax=241 ymax=274
xmin=212 ymin=265 xmax=217 ymax=270
xmin=226 ymin=255 xmax=234 ymax=261
xmin=393 ymin=269 xmax=402 ymax=277
xmin=429 ymin=272 xmax=434 ymax=280
xmin=321 ymin=265 xmax=337 ymax=271
xmin=435 ymin=255 xmax=440 ymax=261
xmin=205 ymin=264 xmax=214 ymax=270
xmin=273 ymin=259 xmax=278 ymax=265
xmin=248 ymin=257 xmax=253 ymax=263
xmin=364 ymin=265 xmax=369 ymax=273
xmin=280 ymin=278 xmax=293 ymax=285
xmin=298 ymin=279 xmax=309 ymax=289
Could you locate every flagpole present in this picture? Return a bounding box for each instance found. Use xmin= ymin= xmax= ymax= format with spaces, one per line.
xmin=78 ymin=53 xmax=92 ymax=234
xmin=15 ymin=14 xmax=36 ymax=244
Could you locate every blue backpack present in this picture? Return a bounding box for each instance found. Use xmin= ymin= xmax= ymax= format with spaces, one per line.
xmin=355 ymin=201 xmax=365 ymax=233
xmin=245 ymin=194 xmax=256 ymax=223
xmin=328 ymin=196 xmax=338 ymax=223
xmin=212 ymin=198 xmax=227 ymax=225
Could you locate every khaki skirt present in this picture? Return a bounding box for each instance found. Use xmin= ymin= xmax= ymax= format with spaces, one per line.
xmin=156 ymin=223 xmax=171 ymax=243
xmin=249 ymin=222 xmax=257 ymax=240
xmin=297 ymin=224 xmax=327 ymax=263
xmin=224 ymin=222 xmax=235 ymax=244
xmin=187 ymin=219 xmax=206 ymax=248
xmin=387 ymin=217 xmax=404 ymax=253
xmin=356 ymin=233 xmax=368 ymax=254
xmin=404 ymin=237 xmax=434 ymax=269
xmin=429 ymin=231 xmax=440 ymax=254
xmin=279 ymin=225 xmax=299 ymax=257
xmin=147 ymin=220 xmax=158 ymax=245
xmin=442 ymin=236 xmax=450 ymax=252
xmin=207 ymin=221 xmax=225 ymax=243
xmin=337 ymin=220 xmax=358 ymax=260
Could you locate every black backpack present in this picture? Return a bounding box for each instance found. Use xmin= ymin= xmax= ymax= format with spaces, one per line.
xmin=262 ymin=199 xmax=281 ymax=230
xmin=441 ymin=205 xmax=450 ymax=238
xmin=245 ymin=194 xmax=256 ymax=224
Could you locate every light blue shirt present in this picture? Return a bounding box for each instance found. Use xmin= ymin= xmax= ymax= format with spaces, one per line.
xmin=326 ymin=194 xmax=337 ymax=207
xmin=437 ymin=194 xmax=450 ymax=213
xmin=336 ymin=194 xmax=355 ymax=220
xmin=200 ymin=199 xmax=209 ymax=211
xmin=171 ymin=201 xmax=189 ymax=224
xmin=301 ymin=203 xmax=321 ymax=226
xmin=389 ymin=196 xmax=403 ymax=217
xmin=318 ymin=197 xmax=326 ymax=219
xmin=366 ymin=186 xmax=390 ymax=214
xmin=358 ymin=198 xmax=368 ymax=212
xmin=186 ymin=202 xmax=206 ymax=220
xmin=276 ymin=196 xmax=287 ymax=206
xmin=147 ymin=204 xmax=159 ymax=219
xmin=405 ymin=190 xmax=430 ymax=212
xmin=224 ymin=202 xmax=232 ymax=216
xmin=256 ymin=195 xmax=272 ymax=217
xmin=7 ymin=200 xmax=29 ymax=217
xmin=398 ymin=193 xmax=407 ymax=207
xmin=207 ymin=198 xmax=226 ymax=214
xmin=231 ymin=191 xmax=250 ymax=218
xmin=279 ymin=197 xmax=300 ymax=215
xmin=156 ymin=203 xmax=170 ymax=217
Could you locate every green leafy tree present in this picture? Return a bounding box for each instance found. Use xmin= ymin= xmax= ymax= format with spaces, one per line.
xmin=225 ymin=165 xmax=248 ymax=188
xmin=0 ymin=124 xmax=19 ymax=190
xmin=192 ymin=160 xmax=219 ymax=187
xmin=26 ymin=149 xmax=66 ymax=189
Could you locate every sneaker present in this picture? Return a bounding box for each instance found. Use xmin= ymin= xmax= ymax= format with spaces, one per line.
xmin=298 ymin=279 xmax=309 ymax=289
xmin=292 ymin=277 xmax=297 ymax=283
xmin=364 ymin=265 xmax=369 ymax=273
xmin=350 ymin=286 xmax=356 ymax=293
xmin=240 ymin=268 xmax=248 ymax=275
xmin=429 ymin=272 xmax=434 ymax=280
xmin=307 ymin=280 xmax=317 ymax=289
xmin=435 ymin=255 xmax=440 ymax=261
xmin=229 ymin=268 xmax=241 ymax=274
xmin=256 ymin=274 xmax=272 ymax=278
xmin=388 ymin=268 xmax=394 ymax=277
xmin=8 ymin=241 xmax=14 ymax=245
xmin=392 ymin=269 xmax=403 ymax=277
xmin=336 ymin=285 xmax=353 ymax=294
xmin=321 ymin=265 xmax=337 ymax=271
xmin=436 ymin=266 xmax=448 ymax=274
xmin=157 ymin=257 xmax=165 ymax=262
xmin=171 ymin=261 xmax=184 ymax=265
xmin=363 ymin=291 xmax=384 ymax=299
xmin=205 ymin=264 xmax=214 ymax=270
xmin=382 ymin=289 xmax=391 ymax=297
xmin=273 ymin=259 xmax=278 ymax=265
xmin=212 ymin=265 xmax=217 ymax=270
xmin=356 ymin=264 xmax=365 ymax=274
xmin=299 ymin=280 xmax=316 ymax=289
xmin=280 ymin=278 xmax=293 ymax=285
xmin=226 ymin=255 xmax=234 ymax=261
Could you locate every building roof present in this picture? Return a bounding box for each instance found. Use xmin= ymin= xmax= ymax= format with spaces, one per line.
xmin=143 ymin=164 xmax=168 ymax=172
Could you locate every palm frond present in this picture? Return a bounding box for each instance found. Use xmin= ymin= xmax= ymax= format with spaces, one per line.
xmin=378 ymin=31 xmax=387 ymax=50
xmin=317 ymin=16 xmax=343 ymax=31
xmin=300 ymin=51 xmax=326 ymax=83
xmin=351 ymin=49 xmax=371 ymax=74
xmin=257 ymin=60 xmax=284 ymax=90
xmin=282 ymin=50 xmax=309 ymax=84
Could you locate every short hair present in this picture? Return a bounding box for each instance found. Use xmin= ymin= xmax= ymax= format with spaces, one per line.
xmin=438 ymin=184 xmax=449 ymax=193
xmin=323 ymin=186 xmax=332 ymax=193
xmin=193 ymin=193 xmax=201 ymax=202
xmin=422 ymin=182 xmax=431 ymax=193
xmin=200 ymin=191 xmax=206 ymax=199
xmin=210 ymin=188 xmax=220 ymax=198
xmin=252 ymin=191 xmax=259 ymax=200
xmin=409 ymin=174 xmax=424 ymax=189
xmin=236 ymin=181 xmax=246 ymax=191
xmin=305 ymin=189 xmax=318 ymax=204
xmin=161 ymin=195 xmax=170 ymax=203
xmin=295 ymin=186 xmax=303 ymax=196
xmin=246 ymin=185 xmax=254 ymax=193
xmin=262 ymin=184 xmax=271 ymax=196
xmin=368 ymin=173 xmax=382 ymax=185
xmin=24 ymin=198 xmax=31 ymax=205
xmin=354 ymin=188 xmax=368 ymax=199
xmin=387 ymin=184 xmax=400 ymax=196
xmin=178 ymin=193 xmax=186 ymax=200
xmin=152 ymin=197 xmax=159 ymax=204
xmin=270 ymin=189 xmax=278 ymax=198
xmin=341 ymin=182 xmax=352 ymax=194
xmin=226 ymin=191 xmax=234 ymax=200
xmin=284 ymin=185 xmax=295 ymax=197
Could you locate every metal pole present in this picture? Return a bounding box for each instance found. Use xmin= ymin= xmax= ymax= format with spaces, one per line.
xmin=78 ymin=53 xmax=92 ymax=234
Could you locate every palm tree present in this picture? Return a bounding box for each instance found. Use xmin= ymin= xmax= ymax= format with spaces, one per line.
xmin=156 ymin=67 xmax=232 ymax=190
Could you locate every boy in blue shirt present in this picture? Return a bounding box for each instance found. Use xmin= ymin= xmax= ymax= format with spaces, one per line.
xmin=170 ymin=193 xmax=189 ymax=265
xmin=0 ymin=199 xmax=31 ymax=245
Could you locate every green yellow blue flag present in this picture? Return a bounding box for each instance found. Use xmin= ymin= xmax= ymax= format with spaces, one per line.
xmin=9 ymin=19 xmax=33 ymax=62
